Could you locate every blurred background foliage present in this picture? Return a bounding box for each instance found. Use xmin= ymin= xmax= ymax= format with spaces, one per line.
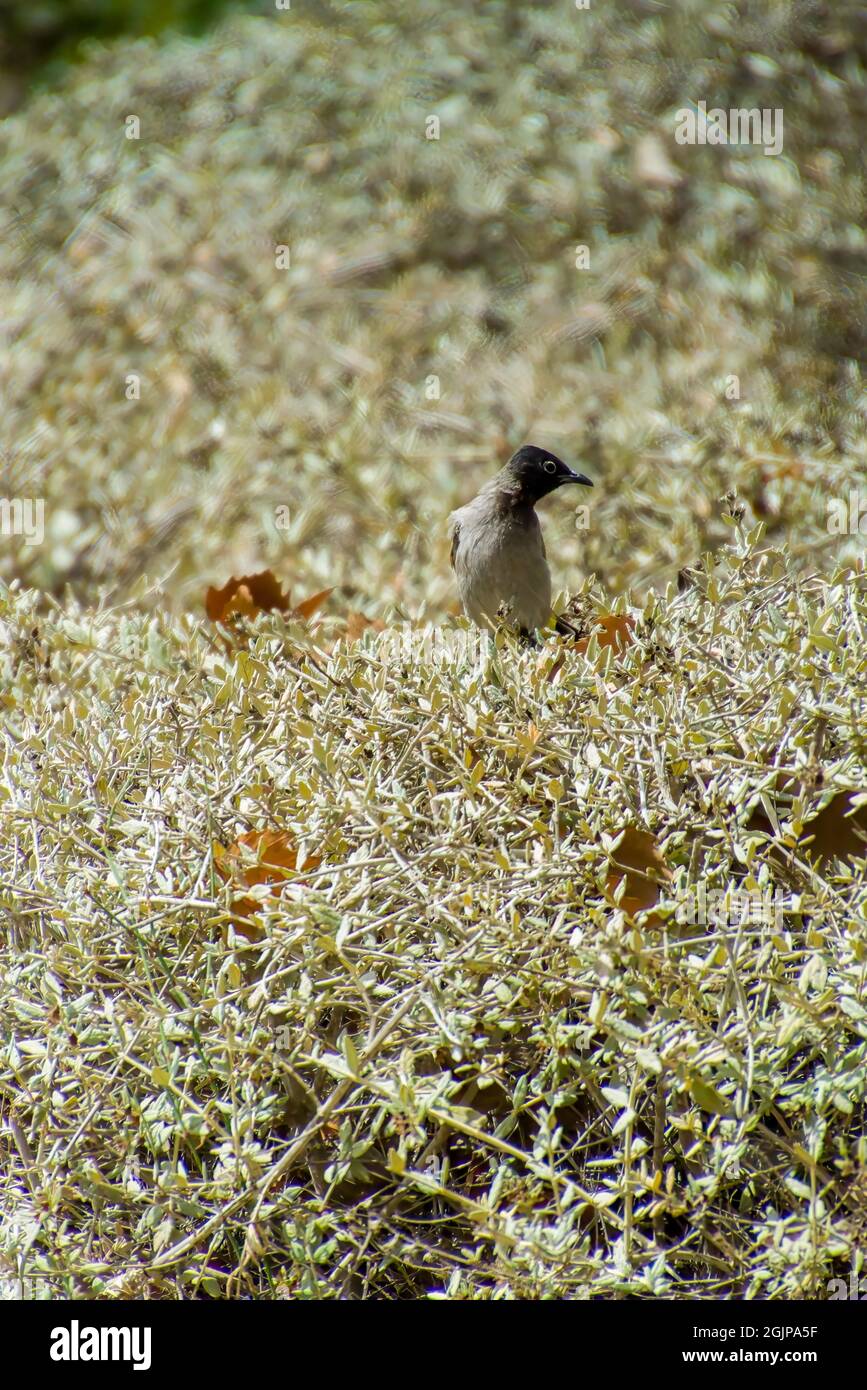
xmin=0 ymin=0 xmax=263 ymax=112
xmin=0 ymin=0 xmax=865 ymax=618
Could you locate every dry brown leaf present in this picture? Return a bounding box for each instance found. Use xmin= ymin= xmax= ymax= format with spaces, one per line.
xmin=801 ymin=792 xmax=867 ymax=865
xmin=574 ymin=614 xmax=635 ymax=657
xmin=205 ymin=572 xmax=334 ymax=628
xmin=747 ymin=783 xmax=867 ymax=866
xmin=226 ymin=897 xmax=268 ymax=941
xmin=344 ymin=611 xmax=386 ymax=643
xmin=606 ymin=825 xmax=670 ymax=920
xmin=205 ymin=570 xmax=292 ymax=623
xmin=546 ymin=650 xmax=566 ymax=684
xmin=214 ymin=829 xmax=323 ymax=939
xmin=214 ymin=829 xmax=317 ymax=886
xmin=293 ymin=587 xmax=334 ymax=620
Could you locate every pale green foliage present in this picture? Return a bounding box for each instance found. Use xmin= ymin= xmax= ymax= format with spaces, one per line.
xmin=1 ymin=0 xmax=866 ymax=1302
xmin=1 ymin=533 xmax=866 ymax=1298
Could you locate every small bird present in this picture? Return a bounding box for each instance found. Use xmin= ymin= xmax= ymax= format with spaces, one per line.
xmin=449 ymin=444 xmax=593 ymax=638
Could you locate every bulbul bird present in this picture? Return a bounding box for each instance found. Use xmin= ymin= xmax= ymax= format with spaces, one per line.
xmin=448 ymin=444 xmax=593 ymax=638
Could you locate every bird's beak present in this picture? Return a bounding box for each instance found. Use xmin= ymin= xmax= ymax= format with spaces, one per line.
xmin=562 ymin=468 xmax=593 ymax=487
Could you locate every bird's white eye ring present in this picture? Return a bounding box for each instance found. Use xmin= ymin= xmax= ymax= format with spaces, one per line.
xmin=543 ymin=459 xmax=557 ymax=474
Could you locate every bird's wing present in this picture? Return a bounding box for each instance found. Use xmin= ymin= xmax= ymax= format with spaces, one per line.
xmin=554 ymin=612 xmax=580 ymax=639
xmin=448 ymin=514 xmax=461 ymax=570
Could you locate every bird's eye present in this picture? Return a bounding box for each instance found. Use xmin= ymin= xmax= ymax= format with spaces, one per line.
xmin=543 ymin=459 xmax=557 ymax=474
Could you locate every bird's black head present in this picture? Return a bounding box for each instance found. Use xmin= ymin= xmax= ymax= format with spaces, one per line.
xmin=503 ymin=445 xmax=593 ymax=505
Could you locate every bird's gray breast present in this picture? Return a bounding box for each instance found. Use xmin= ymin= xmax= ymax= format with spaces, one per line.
xmin=450 ymin=497 xmax=552 ymax=631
